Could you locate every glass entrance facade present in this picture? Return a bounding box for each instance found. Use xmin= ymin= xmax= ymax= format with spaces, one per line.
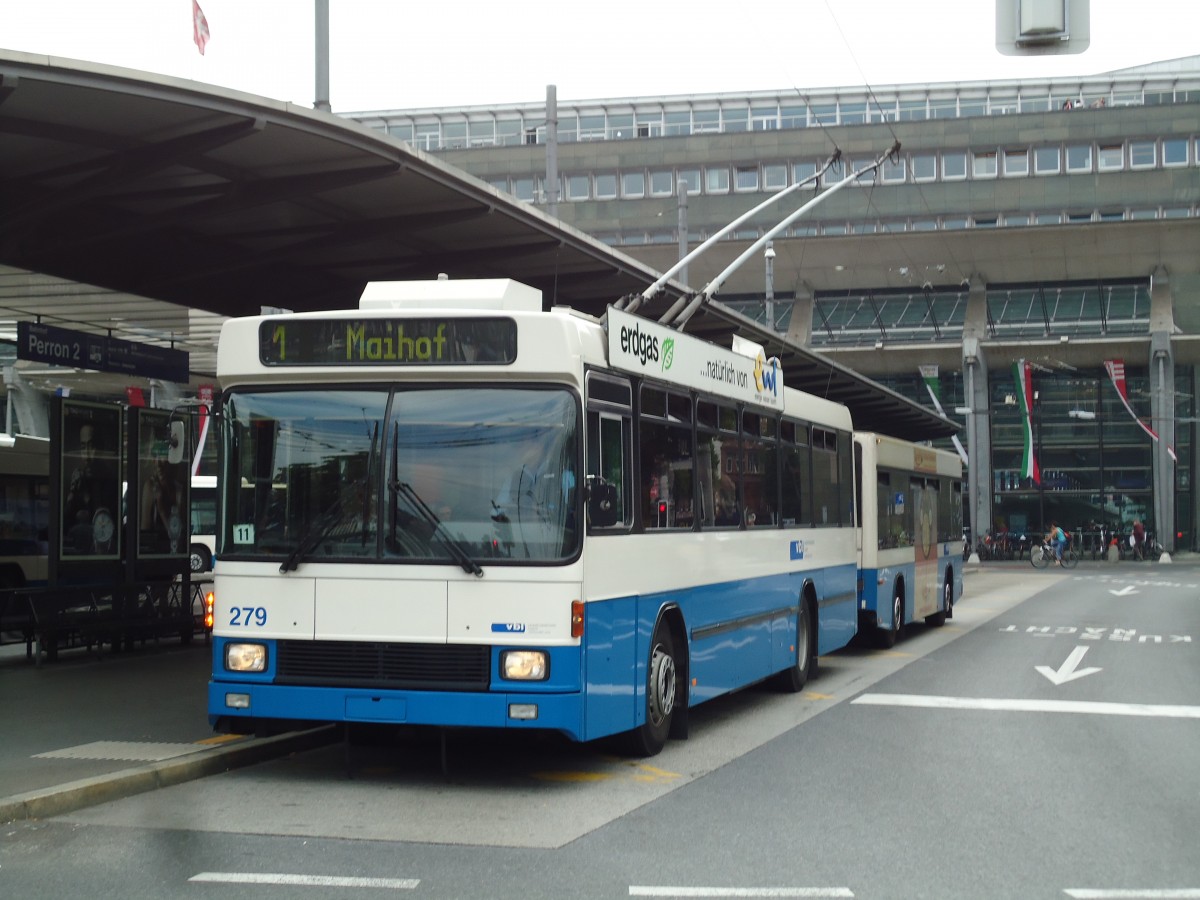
xmin=990 ymin=365 xmax=1191 ymax=550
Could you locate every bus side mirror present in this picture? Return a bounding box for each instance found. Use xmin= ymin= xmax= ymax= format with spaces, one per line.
xmin=586 ymin=478 xmax=619 ymax=528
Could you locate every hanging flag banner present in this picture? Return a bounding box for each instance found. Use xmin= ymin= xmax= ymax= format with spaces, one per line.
xmin=1012 ymin=359 xmax=1040 ymax=485
xmin=918 ymin=365 xmax=968 ymax=465
xmin=193 ymin=1 xmax=211 ymax=55
xmin=192 ymin=385 xmax=214 ymax=477
xmin=1104 ymin=359 xmax=1177 ymax=462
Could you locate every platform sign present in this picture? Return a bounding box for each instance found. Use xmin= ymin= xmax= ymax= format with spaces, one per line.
xmin=18 ymin=321 xmax=189 ymax=383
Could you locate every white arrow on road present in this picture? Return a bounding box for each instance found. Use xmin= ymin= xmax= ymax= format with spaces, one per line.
xmin=1109 ymin=586 xmax=1139 ymax=596
xmin=1036 ymin=645 xmax=1103 ymax=685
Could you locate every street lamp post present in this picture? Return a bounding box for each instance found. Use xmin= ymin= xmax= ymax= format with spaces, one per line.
xmin=764 ymin=242 xmax=776 ymax=331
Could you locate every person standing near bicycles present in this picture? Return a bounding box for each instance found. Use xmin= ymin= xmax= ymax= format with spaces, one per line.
xmin=1132 ymin=518 xmax=1146 ymax=560
xmin=1047 ymin=521 xmax=1067 ymax=565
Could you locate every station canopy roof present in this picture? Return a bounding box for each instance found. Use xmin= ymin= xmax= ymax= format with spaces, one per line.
xmin=0 ymin=50 xmax=956 ymax=441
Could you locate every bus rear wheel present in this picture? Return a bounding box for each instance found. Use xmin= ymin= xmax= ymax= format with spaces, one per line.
xmin=624 ymin=620 xmax=677 ymax=757
xmin=774 ymin=597 xmax=813 ymax=692
xmin=877 ymin=585 xmax=903 ymax=648
xmin=925 ymin=576 xmax=951 ymax=627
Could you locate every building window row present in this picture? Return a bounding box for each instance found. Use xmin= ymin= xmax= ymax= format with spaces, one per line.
xmin=488 ymin=136 xmax=1199 ymax=204
xmin=361 ymin=85 xmax=1200 ymax=151
xmin=593 ymin=204 xmax=1198 ymax=248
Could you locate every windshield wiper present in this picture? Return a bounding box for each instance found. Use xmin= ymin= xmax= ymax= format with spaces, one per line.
xmin=394 ymin=480 xmax=484 ymax=577
xmin=279 ymin=497 xmax=346 ymax=573
xmin=281 ymin=422 xmax=381 ymax=573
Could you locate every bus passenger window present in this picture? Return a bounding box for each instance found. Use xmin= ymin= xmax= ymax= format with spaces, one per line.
xmin=811 ymin=429 xmax=838 ymax=527
xmin=741 ymin=413 xmax=777 ymax=528
xmin=640 ymin=419 xmax=693 ymax=529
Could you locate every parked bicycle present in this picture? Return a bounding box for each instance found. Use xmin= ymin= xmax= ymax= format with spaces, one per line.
xmin=1030 ymin=539 xmax=1078 ymax=569
xmin=1130 ymin=533 xmax=1166 ymax=562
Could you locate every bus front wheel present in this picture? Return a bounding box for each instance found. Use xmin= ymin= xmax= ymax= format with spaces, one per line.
xmin=624 ymin=620 xmax=677 ymax=757
xmin=189 ymin=544 xmax=212 ymax=573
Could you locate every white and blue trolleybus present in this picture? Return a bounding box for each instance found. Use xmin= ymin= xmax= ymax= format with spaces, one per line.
xmin=853 ymin=431 xmax=964 ymax=648
xmin=208 ymin=278 xmax=859 ymax=754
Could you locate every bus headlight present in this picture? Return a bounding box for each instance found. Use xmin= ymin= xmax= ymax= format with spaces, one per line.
xmin=500 ymin=650 xmax=548 ymax=681
xmin=225 ymin=642 xmax=267 ymax=672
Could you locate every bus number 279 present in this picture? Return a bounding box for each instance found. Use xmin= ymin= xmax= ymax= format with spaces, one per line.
xmin=228 ymin=606 xmax=268 ymax=627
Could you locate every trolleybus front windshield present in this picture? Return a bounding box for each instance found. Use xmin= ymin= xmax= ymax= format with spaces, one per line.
xmin=220 ymin=386 xmax=580 ymax=567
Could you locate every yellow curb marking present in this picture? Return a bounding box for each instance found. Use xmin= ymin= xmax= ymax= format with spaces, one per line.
xmin=194 ymin=734 xmax=246 ymax=746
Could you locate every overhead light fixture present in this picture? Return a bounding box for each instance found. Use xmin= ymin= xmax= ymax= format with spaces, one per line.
xmin=1068 ymin=410 xmax=1096 ymax=420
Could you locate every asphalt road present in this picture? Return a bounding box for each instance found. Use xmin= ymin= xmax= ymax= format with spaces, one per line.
xmin=2 ymin=564 xmax=1198 ymax=899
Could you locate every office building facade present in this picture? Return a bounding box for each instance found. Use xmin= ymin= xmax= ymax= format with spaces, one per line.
xmin=346 ymin=56 xmax=1200 ymax=551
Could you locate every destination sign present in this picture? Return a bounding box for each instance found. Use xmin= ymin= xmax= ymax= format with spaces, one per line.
xmin=18 ymin=321 xmax=189 ymax=383
xmin=260 ymin=317 xmax=518 ymax=366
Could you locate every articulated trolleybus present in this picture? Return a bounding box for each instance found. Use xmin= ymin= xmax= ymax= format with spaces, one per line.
xmin=854 ymin=432 xmax=963 ymax=648
xmin=208 ymin=278 xmax=858 ymax=755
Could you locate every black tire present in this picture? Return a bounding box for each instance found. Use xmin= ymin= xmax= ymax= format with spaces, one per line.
xmin=1061 ymin=548 xmax=1079 ymax=569
xmin=925 ymin=575 xmax=951 ymax=627
xmin=1031 ymin=543 xmax=1050 ymax=568
xmin=189 ymin=544 xmax=212 ymax=573
xmin=876 ymin=583 xmax=903 ymax=648
xmin=623 ymin=618 xmax=678 ymax=757
xmin=775 ymin=597 xmax=813 ymax=692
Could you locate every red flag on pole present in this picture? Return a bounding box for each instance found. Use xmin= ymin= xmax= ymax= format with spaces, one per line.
xmin=192 ymin=0 xmax=210 ymax=55
xmin=192 ymin=385 xmax=213 ymax=477
xmin=1104 ymin=359 xmax=1177 ymax=462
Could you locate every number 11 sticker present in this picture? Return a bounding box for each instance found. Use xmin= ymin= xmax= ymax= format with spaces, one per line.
xmin=233 ymin=523 xmax=255 ymax=544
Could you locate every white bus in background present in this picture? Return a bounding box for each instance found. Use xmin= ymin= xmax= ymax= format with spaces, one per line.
xmin=207 ymin=277 xmax=859 ymax=755
xmin=0 ymin=433 xmax=50 ymax=590
xmin=189 ymin=474 xmax=216 ymax=572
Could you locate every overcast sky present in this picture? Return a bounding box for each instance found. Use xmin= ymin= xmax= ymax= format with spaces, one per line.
xmin=3 ymin=0 xmax=1197 ymax=112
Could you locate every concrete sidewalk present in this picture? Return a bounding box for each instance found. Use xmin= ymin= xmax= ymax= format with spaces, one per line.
xmin=0 ymin=638 xmax=333 ymax=823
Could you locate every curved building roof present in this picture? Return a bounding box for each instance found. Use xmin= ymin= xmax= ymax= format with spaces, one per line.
xmin=0 ymin=50 xmax=956 ymax=441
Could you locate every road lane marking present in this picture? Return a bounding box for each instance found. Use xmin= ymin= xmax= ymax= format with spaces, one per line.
xmin=630 ymin=888 xmax=854 ymax=898
xmin=852 ymin=694 xmax=1200 ymax=719
xmin=1036 ymin=646 xmax=1102 ymax=685
xmin=34 ymin=741 xmax=206 ymax=761
xmin=1065 ymin=891 xmax=1200 ymax=898
xmin=189 ymin=872 xmax=418 ymax=889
